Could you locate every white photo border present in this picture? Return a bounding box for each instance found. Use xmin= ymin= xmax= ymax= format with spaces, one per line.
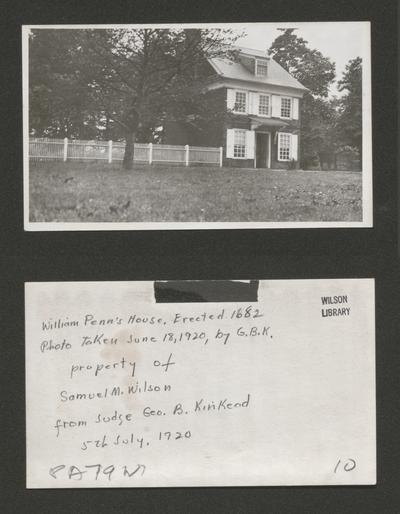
xmin=22 ymin=22 xmax=373 ymax=231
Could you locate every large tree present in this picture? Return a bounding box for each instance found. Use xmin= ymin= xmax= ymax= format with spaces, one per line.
xmin=336 ymin=57 xmax=362 ymax=160
xmin=268 ymin=28 xmax=335 ymax=97
xmin=268 ymin=29 xmax=337 ymax=168
xmin=29 ymin=28 xmax=239 ymax=169
xmin=29 ymin=30 xmax=101 ymax=139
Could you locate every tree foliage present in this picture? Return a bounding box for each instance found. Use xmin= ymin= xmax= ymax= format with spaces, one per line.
xmin=268 ymin=29 xmax=362 ymax=170
xmin=29 ymin=28 xmax=240 ymax=169
xmin=268 ymin=28 xmax=335 ymax=97
xmin=336 ymin=57 xmax=362 ymax=159
xmin=29 ymin=30 xmax=101 ymax=139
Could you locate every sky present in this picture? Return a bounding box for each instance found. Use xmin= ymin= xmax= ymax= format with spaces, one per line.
xmin=25 ymin=22 xmax=370 ymax=97
xmin=235 ymin=22 xmax=370 ymax=97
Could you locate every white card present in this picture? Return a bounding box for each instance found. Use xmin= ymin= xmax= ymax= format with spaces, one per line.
xmin=25 ymin=279 xmax=375 ymax=488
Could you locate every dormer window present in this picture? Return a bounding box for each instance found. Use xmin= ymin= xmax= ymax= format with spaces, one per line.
xmin=255 ymin=59 xmax=268 ymax=77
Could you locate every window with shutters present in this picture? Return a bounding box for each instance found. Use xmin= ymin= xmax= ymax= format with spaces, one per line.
xmin=233 ymin=129 xmax=246 ymax=158
xmin=278 ymin=133 xmax=291 ymax=161
xmin=255 ymin=59 xmax=268 ymax=77
xmin=280 ymin=97 xmax=292 ymax=118
xmin=234 ymin=91 xmax=247 ymax=113
xmin=258 ymin=94 xmax=270 ymax=116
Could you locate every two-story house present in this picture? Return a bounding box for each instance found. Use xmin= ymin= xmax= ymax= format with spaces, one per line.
xmin=164 ymin=46 xmax=307 ymax=169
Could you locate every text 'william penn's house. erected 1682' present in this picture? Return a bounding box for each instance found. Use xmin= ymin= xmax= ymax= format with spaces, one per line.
xmin=165 ymin=46 xmax=307 ymax=169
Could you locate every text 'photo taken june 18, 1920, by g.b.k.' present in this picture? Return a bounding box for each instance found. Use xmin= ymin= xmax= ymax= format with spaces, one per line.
xmin=22 ymin=22 xmax=372 ymax=230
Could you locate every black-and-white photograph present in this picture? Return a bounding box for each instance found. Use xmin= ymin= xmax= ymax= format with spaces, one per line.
xmin=23 ymin=22 xmax=372 ymax=230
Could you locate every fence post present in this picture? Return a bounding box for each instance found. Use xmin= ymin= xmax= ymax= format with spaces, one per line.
xmin=219 ymin=146 xmax=223 ymax=167
xmin=148 ymin=143 xmax=153 ymax=165
xmin=63 ymin=137 xmax=68 ymax=162
xmin=108 ymin=140 xmax=112 ymax=163
xmin=185 ymin=144 xmax=189 ymax=166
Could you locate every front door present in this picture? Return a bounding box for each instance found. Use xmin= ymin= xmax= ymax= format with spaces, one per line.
xmin=255 ymin=132 xmax=270 ymax=168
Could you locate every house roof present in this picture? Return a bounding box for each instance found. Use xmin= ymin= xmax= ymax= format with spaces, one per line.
xmin=208 ymin=47 xmax=307 ymax=92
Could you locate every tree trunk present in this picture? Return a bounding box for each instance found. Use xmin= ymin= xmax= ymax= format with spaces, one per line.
xmin=122 ymin=131 xmax=136 ymax=170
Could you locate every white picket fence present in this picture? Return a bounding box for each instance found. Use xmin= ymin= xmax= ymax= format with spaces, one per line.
xmin=29 ymin=138 xmax=223 ymax=167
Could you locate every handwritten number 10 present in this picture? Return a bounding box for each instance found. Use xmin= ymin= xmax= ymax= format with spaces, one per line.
xmin=334 ymin=458 xmax=356 ymax=473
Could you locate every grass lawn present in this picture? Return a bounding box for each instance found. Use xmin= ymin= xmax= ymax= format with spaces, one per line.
xmin=29 ymin=161 xmax=362 ymax=223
